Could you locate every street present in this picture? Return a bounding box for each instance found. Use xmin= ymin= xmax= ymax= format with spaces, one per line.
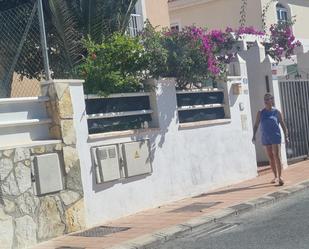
xmin=159 ymin=189 xmax=309 ymax=249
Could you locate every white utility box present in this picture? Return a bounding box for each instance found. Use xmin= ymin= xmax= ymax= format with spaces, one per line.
xmin=33 ymin=153 xmax=64 ymax=195
xmin=95 ymin=145 xmax=121 ymax=183
xmin=122 ymin=140 xmax=152 ymax=177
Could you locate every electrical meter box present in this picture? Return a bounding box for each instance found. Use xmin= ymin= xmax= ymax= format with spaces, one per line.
xmin=95 ymin=145 xmax=121 ymax=183
xmin=122 ymin=140 xmax=152 ymax=177
xmin=33 ymin=153 xmax=64 ymax=195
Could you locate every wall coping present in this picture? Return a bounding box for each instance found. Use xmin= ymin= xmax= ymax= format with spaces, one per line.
xmin=41 ymin=79 xmax=85 ymax=85
xmin=85 ymin=92 xmax=151 ymax=99
xmin=227 ymin=76 xmax=243 ymax=80
xmin=0 ymin=96 xmax=49 ymax=104
xmin=0 ymin=139 xmax=62 ymax=151
xmin=179 ymin=119 xmax=231 ymax=130
xmin=176 ymin=88 xmax=224 ymax=94
xmin=0 ymin=118 xmax=52 ymax=128
xmin=88 ymin=128 xmax=160 ymax=142
xmin=87 ymin=110 xmax=153 ymax=120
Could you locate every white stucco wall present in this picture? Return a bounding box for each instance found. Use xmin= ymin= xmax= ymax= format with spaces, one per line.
xmin=69 ymin=76 xmax=257 ymax=226
xmin=298 ymin=39 xmax=309 ymax=53
xmin=296 ymin=45 xmax=309 ymax=72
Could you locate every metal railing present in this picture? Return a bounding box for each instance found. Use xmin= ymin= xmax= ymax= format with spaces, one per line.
xmin=128 ymin=14 xmax=143 ymax=37
xmin=279 ymin=78 xmax=309 ymax=161
xmin=85 ymin=92 xmax=153 ymax=134
xmin=0 ymin=2 xmax=45 ymax=98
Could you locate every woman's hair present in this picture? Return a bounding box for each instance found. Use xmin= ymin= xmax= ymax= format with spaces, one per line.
xmin=264 ymin=93 xmax=273 ymax=99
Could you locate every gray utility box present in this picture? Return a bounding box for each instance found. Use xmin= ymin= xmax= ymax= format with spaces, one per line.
xmin=33 ymin=153 xmax=64 ymax=195
xmin=122 ymin=140 xmax=152 ymax=177
xmin=95 ymin=145 xmax=121 ymax=183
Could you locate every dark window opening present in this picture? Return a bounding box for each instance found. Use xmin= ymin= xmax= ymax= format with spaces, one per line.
xmin=276 ymin=3 xmax=288 ymax=23
xmin=265 ymin=75 xmax=270 ymax=93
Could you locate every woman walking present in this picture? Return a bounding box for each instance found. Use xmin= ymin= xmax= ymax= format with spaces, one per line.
xmin=252 ymin=93 xmax=289 ymax=186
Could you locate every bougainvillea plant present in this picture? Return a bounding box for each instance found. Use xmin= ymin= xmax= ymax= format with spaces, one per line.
xmin=146 ymin=23 xmax=301 ymax=89
xmin=267 ymin=21 xmax=302 ymax=61
xmin=80 ymin=21 xmax=302 ymax=93
xmin=203 ymin=28 xmax=237 ymax=77
xmin=161 ymin=26 xmax=211 ymax=88
xmin=238 ymin=0 xmax=301 ymax=61
xmin=156 ymin=25 xmax=264 ymax=87
xmin=155 ymin=26 xmax=239 ymax=87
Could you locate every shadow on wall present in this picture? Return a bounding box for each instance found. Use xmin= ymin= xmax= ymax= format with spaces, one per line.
xmin=91 ymin=80 xmax=177 ymax=192
xmin=228 ymin=84 xmax=239 ymax=107
xmin=0 ymin=185 xmax=4 ymax=206
xmin=143 ymin=80 xmax=178 ymax=162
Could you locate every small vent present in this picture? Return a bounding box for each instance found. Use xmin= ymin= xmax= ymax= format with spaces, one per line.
xmin=71 ymin=226 xmax=130 ymax=237
xmin=108 ymin=148 xmax=116 ymax=158
xmin=97 ymin=149 xmax=108 ymax=160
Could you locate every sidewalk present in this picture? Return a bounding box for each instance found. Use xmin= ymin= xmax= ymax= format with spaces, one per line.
xmin=32 ymin=160 xmax=309 ymax=249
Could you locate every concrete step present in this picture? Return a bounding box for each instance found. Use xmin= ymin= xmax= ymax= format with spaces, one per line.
xmin=0 ymin=96 xmax=49 ymax=121
xmin=0 ymin=96 xmax=52 ymax=147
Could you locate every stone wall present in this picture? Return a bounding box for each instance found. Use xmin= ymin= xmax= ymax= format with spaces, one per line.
xmin=0 ymin=144 xmax=85 ymax=249
xmin=0 ymin=79 xmax=85 ymax=249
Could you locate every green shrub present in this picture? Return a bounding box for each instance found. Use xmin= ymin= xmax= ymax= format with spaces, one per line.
xmin=141 ymin=24 xmax=237 ymax=89
xmin=79 ymin=33 xmax=149 ymax=95
xmin=162 ymin=27 xmax=210 ymax=88
xmin=140 ymin=21 xmax=168 ymax=79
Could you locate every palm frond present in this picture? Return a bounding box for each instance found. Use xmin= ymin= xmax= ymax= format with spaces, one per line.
xmin=119 ymin=0 xmax=138 ymax=33
xmin=46 ymin=0 xmax=139 ymax=76
xmin=48 ymin=0 xmax=83 ymax=71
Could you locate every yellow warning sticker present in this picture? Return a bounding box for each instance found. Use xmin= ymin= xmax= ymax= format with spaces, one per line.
xmin=134 ymin=150 xmax=140 ymax=159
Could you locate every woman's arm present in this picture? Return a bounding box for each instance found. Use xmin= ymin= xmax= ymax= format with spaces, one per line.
xmin=252 ymin=111 xmax=261 ymax=143
xmin=278 ymin=110 xmax=289 ymax=143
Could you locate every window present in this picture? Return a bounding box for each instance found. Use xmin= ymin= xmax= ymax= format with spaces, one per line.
xmin=276 ymin=3 xmax=288 ymax=23
xmin=128 ymin=5 xmax=143 ymax=37
xmin=176 ymin=89 xmax=227 ymax=124
xmin=86 ymin=93 xmax=153 ymax=134
xmin=265 ymin=75 xmax=270 ymax=93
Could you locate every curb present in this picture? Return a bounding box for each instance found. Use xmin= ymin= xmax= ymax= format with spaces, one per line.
xmin=109 ymin=180 xmax=309 ymax=249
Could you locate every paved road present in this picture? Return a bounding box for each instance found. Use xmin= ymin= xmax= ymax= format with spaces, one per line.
xmin=159 ymin=189 xmax=309 ymax=249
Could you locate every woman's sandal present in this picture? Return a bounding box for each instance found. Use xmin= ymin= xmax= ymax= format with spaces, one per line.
xmin=278 ymin=178 xmax=284 ymax=186
xmin=270 ymin=178 xmax=277 ymax=184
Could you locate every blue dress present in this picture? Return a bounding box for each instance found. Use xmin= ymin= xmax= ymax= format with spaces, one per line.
xmin=260 ymin=108 xmax=281 ymax=145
